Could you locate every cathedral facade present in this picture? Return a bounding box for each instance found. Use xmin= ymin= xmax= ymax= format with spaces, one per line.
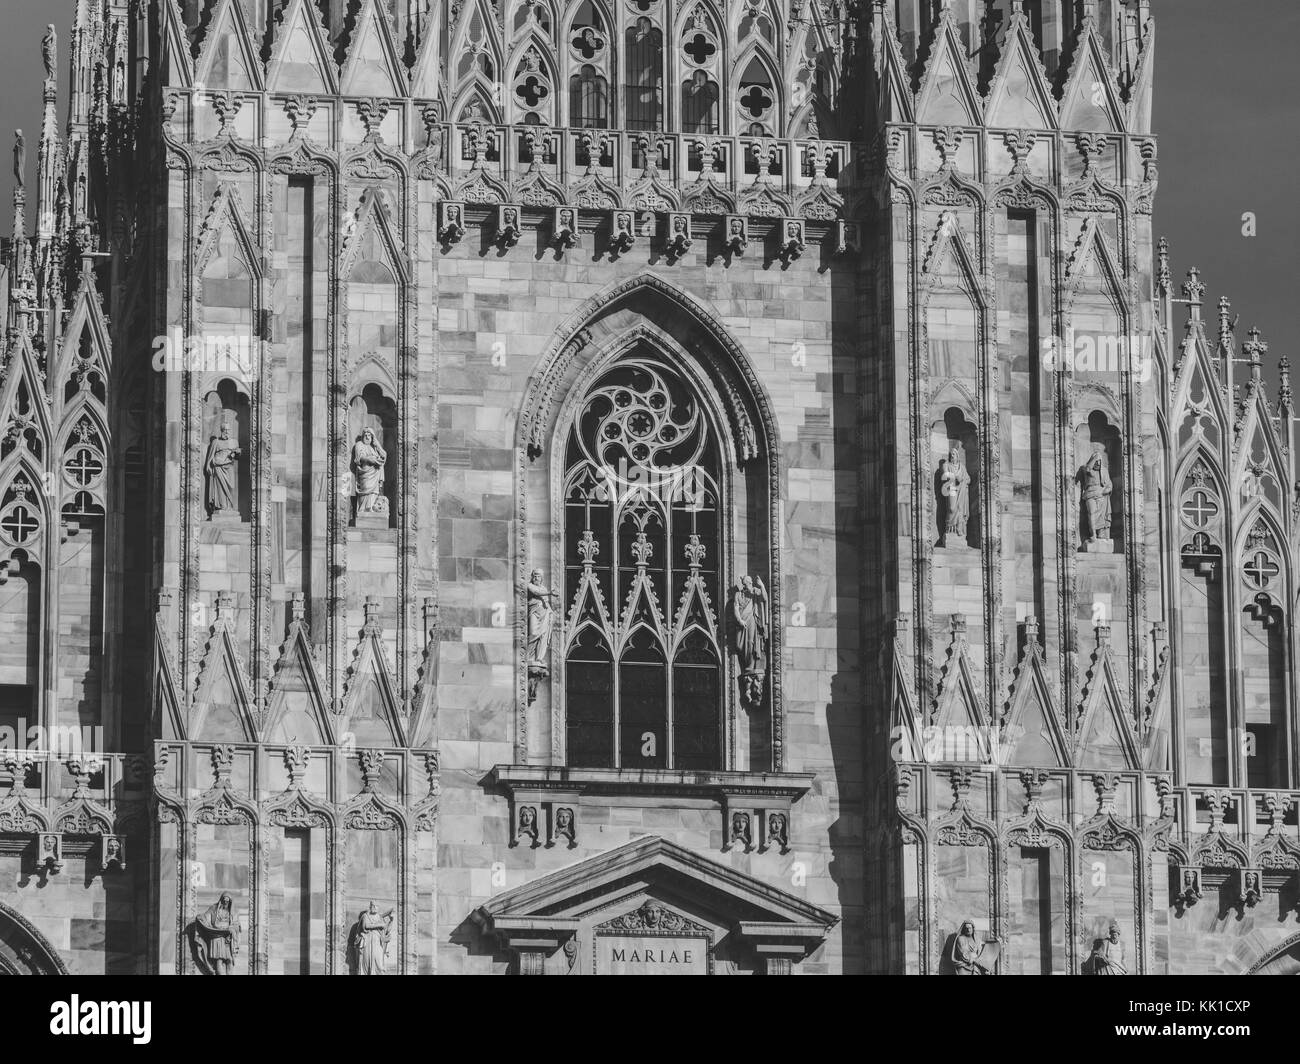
xmin=0 ymin=0 xmax=1296 ymax=976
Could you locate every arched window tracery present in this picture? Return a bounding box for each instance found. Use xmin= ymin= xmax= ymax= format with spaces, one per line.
xmin=562 ymin=355 xmax=724 ymax=770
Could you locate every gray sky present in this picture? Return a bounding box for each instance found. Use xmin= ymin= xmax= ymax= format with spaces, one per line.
xmin=0 ymin=1 xmax=1294 ymax=358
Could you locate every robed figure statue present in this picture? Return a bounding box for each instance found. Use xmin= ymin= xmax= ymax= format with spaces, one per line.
xmin=1078 ymin=443 xmax=1113 ymax=544
xmin=204 ymin=421 xmax=241 ymax=516
xmin=193 ymin=892 xmax=240 ymax=975
xmin=1089 ymin=924 xmax=1127 ymax=975
xmin=730 ymin=575 xmax=769 ymax=708
xmin=941 ymin=446 xmax=971 ymax=543
xmin=526 ymin=569 xmax=557 ymax=666
xmin=949 ymin=921 xmax=999 ymax=975
xmin=349 ymin=901 xmax=395 ymax=975
xmin=351 ymin=427 xmax=389 ymax=517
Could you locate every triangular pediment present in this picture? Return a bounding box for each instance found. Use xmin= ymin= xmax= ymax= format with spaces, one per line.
xmin=477 ymin=835 xmax=837 ymax=932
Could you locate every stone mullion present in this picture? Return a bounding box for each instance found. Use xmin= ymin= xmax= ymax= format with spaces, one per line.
xmin=181 ymin=161 xmax=202 ymax=720
xmin=979 ymin=195 xmax=1000 ymax=725
xmin=329 ymin=171 xmax=346 ymax=717
xmin=252 ymin=163 xmax=272 ymax=724
xmin=398 ymin=168 xmax=419 ymax=717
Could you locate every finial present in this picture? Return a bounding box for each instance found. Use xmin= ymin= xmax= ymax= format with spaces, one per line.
xmin=1279 ymin=354 xmax=1291 ymax=410
xmin=1156 ymin=236 xmax=1170 ymax=293
xmin=1182 ymin=267 xmax=1204 ymax=322
xmin=1241 ymin=327 xmax=1267 ymax=385
xmin=290 ymin=590 xmax=306 ymax=624
xmin=1023 ymin=615 xmax=1040 ymax=646
xmin=1217 ymin=296 xmax=1234 ymax=351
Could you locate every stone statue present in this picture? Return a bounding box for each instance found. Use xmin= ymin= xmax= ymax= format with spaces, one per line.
xmin=42 ymin=25 xmax=56 ymax=82
xmin=13 ymin=130 xmax=24 ymax=189
xmin=194 ymin=892 xmax=239 ymax=975
xmin=1078 ymin=443 xmax=1113 ymax=546
xmin=204 ymin=420 xmax=240 ymax=516
xmin=941 ymin=446 xmax=970 ymax=543
xmin=729 ymin=575 xmax=768 ymax=708
xmin=350 ymin=427 xmax=389 ymax=517
xmin=1089 ymin=923 xmax=1126 ymax=975
xmin=349 ymin=901 xmax=395 ymax=975
xmin=526 ymin=569 xmax=557 ymax=666
xmin=949 ymin=920 xmax=998 ymax=975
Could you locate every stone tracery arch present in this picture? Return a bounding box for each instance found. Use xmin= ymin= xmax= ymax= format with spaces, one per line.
xmin=515 ymin=273 xmax=785 ymax=770
xmin=0 ymin=899 xmax=69 ymax=974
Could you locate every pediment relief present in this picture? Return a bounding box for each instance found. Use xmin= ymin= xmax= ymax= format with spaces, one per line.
xmin=472 ymin=834 xmax=836 ymax=974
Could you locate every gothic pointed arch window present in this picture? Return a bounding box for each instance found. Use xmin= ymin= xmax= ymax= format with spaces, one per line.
xmin=736 ymin=56 xmax=776 ymax=136
xmin=568 ymin=0 xmax=611 ymax=127
xmin=624 ymin=15 xmax=664 ymax=131
xmin=562 ymin=355 xmax=724 ymax=770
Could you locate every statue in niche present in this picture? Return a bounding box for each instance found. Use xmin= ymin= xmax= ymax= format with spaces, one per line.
xmin=939 ymin=445 xmax=971 ymax=546
xmin=203 ymin=419 xmax=241 ymax=517
xmin=1078 ymin=443 xmax=1113 ymax=550
xmin=767 ymin=812 xmax=789 ymax=853
xmin=1240 ymin=870 xmax=1262 ymax=908
xmin=348 ymin=901 xmax=395 ymax=975
xmin=193 ymin=892 xmax=240 ymax=975
xmin=526 ymin=569 xmax=558 ymax=703
xmin=350 ymin=427 xmax=389 ymax=520
xmin=1088 ymin=923 xmax=1127 ymax=975
xmin=552 ymin=806 xmax=576 ymax=847
xmin=516 ymin=804 xmax=539 ymax=846
xmin=729 ymin=811 xmax=752 ymax=851
xmin=729 ymin=575 xmax=769 ymax=709
xmin=949 ymin=920 xmax=999 ymax=975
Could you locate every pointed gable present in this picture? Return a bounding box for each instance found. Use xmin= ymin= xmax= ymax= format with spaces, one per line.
xmin=1076 ymin=633 xmax=1139 ymax=770
xmin=915 ymin=18 xmax=982 ymax=127
xmin=193 ymin=623 xmax=258 ymax=742
xmin=341 ymin=607 xmax=405 ymax=747
xmin=1003 ymin=641 xmax=1069 ymax=768
xmin=1058 ymin=25 xmax=1124 ymax=132
xmin=267 ymin=0 xmax=338 ymax=95
xmin=984 ymin=15 xmax=1057 ymax=131
xmin=340 ymin=0 xmax=408 ymax=98
xmin=194 ymin=0 xmax=264 ymax=92
xmin=266 ymin=621 xmax=333 ymax=745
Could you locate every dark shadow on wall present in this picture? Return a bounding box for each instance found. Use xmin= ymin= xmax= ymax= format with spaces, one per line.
xmin=821 ymin=232 xmax=867 ymax=973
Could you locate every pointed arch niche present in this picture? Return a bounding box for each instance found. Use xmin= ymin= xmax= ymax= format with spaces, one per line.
xmin=516 ymin=277 xmax=781 ymax=772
